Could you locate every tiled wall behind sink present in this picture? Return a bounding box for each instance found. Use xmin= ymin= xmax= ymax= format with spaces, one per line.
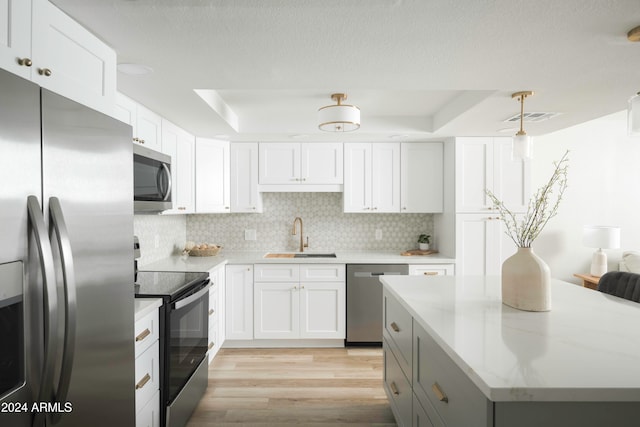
xmin=187 ymin=193 xmax=434 ymax=252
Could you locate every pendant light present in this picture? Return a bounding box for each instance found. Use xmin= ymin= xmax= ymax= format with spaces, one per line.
xmin=318 ymin=93 xmax=360 ymax=132
xmin=627 ymin=26 xmax=640 ymax=136
xmin=511 ymin=91 xmax=534 ymax=160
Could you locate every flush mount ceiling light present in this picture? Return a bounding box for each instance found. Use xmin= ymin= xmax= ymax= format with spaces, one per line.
xmin=511 ymin=91 xmax=534 ymax=160
xmin=318 ymin=93 xmax=360 ymax=132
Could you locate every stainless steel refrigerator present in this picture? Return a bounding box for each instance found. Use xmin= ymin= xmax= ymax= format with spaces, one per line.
xmin=0 ymin=68 xmax=135 ymax=427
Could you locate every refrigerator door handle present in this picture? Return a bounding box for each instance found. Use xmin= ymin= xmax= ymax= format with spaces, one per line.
xmin=160 ymin=162 xmax=172 ymax=201
xmin=48 ymin=197 xmax=77 ymax=424
xmin=27 ymin=196 xmax=59 ymax=427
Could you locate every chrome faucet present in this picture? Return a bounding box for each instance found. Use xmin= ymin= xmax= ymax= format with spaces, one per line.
xmin=292 ymin=217 xmax=308 ymax=252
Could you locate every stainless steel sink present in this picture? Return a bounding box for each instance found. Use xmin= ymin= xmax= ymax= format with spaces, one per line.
xmin=293 ymin=253 xmax=336 ymax=258
xmin=263 ymin=252 xmax=337 ymax=258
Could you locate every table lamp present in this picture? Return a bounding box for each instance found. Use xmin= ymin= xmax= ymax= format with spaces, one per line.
xmin=583 ymin=226 xmax=621 ymax=277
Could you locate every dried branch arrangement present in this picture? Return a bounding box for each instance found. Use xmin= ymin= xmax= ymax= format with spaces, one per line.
xmin=486 ymin=150 xmax=569 ymax=248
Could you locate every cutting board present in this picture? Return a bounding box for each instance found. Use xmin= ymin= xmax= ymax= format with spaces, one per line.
xmin=263 ymin=253 xmax=295 ymax=258
xmin=400 ymin=249 xmax=439 ymax=256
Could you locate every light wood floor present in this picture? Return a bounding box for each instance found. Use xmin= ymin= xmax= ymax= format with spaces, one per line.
xmin=186 ymin=347 xmax=397 ymax=427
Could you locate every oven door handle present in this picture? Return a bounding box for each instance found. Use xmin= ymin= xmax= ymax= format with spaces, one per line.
xmin=173 ymin=282 xmax=211 ymax=310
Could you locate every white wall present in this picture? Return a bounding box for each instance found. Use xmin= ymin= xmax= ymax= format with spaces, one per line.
xmin=530 ymin=111 xmax=640 ymax=283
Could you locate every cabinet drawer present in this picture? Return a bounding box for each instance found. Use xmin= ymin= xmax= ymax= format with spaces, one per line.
xmin=134 ymin=307 xmax=159 ymax=358
xmin=300 ymin=264 xmax=345 ymax=282
xmin=413 ymin=393 xmax=444 ymax=427
xmin=409 ymin=264 xmax=454 ymax=276
xmin=135 ymin=340 xmax=159 ymax=414
xmin=254 ymin=264 xmax=299 ymax=282
xmin=383 ymin=290 xmax=412 ymax=377
xmin=136 ymin=389 xmax=160 ymax=427
xmin=383 ymin=341 xmax=412 ymax=427
xmin=413 ymin=321 xmax=491 ymax=427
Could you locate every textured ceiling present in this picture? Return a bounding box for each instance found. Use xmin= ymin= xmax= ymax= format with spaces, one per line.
xmin=52 ymin=0 xmax=640 ymax=141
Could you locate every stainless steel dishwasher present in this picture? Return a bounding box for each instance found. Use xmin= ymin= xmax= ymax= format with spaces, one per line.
xmin=346 ymin=264 xmax=409 ymax=345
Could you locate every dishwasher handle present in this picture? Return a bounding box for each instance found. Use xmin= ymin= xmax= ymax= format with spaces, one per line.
xmin=353 ymin=271 xmax=404 ymax=277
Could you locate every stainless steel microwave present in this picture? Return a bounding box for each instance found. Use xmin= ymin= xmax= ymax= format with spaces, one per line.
xmin=133 ymin=144 xmax=172 ymax=212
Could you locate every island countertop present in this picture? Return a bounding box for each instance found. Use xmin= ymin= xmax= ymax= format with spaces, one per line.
xmin=380 ymin=275 xmax=640 ymax=402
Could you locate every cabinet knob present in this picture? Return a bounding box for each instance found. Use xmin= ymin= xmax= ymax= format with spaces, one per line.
xmin=252 ymin=207 xmax=256 ymax=210
xmin=372 ymin=207 xmax=378 ymax=211
xmin=208 ymin=309 xmax=214 ymax=316
xmin=140 ymin=139 xmax=145 ymax=144
xmin=38 ymin=68 xmax=52 ymax=77
xmin=135 ymin=328 xmax=151 ymax=342
xmin=17 ymin=58 xmax=32 ymax=67
xmin=178 ymin=207 xmax=186 ymax=210
xmin=208 ymin=342 xmax=214 ymax=350
xmin=390 ymin=382 xmax=400 ymax=396
xmin=363 ymin=207 xmax=370 ymax=210
xmin=402 ymin=207 xmax=407 ymax=210
xmin=135 ymin=373 xmax=151 ymax=390
xmin=225 ymin=206 xmax=230 ymax=210
xmin=423 ymin=272 xmax=438 ymax=276
xmin=390 ymin=322 xmax=400 ymax=333
xmin=301 ymin=178 xmax=306 ymax=181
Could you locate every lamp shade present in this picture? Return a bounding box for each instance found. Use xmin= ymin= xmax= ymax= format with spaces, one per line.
xmin=511 ymin=133 xmax=532 ymax=160
xmin=583 ymin=226 xmax=621 ymax=249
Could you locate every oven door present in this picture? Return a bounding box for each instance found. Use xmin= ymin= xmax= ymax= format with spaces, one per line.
xmin=168 ymin=281 xmax=210 ymax=403
xmin=133 ymin=144 xmax=172 ymax=212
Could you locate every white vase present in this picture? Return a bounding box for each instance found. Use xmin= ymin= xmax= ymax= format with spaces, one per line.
xmin=419 ymin=243 xmax=429 ymax=250
xmin=501 ymin=247 xmax=551 ymax=312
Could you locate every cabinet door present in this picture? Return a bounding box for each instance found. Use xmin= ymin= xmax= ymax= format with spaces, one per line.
xmin=301 ymin=142 xmax=343 ymax=184
xmin=259 ymin=142 xmax=300 ymax=184
xmin=455 ymin=137 xmax=494 ymax=212
xmin=114 ymin=92 xmax=137 ymax=133
xmin=493 ymin=138 xmax=531 ymax=213
xmin=401 ymin=142 xmax=443 ymax=213
xmin=455 ymin=214 xmax=501 ymax=276
xmin=162 ymin=120 xmax=195 ymax=213
xmin=225 ymin=265 xmax=253 ymax=340
xmin=299 ymin=282 xmax=345 ymax=339
xmin=343 ymin=143 xmax=372 ymax=212
xmin=195 ymin=138 xmax=230 ymax=213
xmin=0 ymin=0 xmax=31 ymax=78
xmin=135 ymin=104 xmax=162 ymax=151
xmin=230 ymin=142 xmax=262 ymax=212
xmin=31 ymin=0 xmax=116 ymax=115
xmin=372 ymin=143 xmax=400 ymax=212
xmin=254 ymin=282 xmax=300 ymax=339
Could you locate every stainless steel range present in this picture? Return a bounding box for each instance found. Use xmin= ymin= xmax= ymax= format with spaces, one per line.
xmin=134 ymin=246 xmax=210 ymax=427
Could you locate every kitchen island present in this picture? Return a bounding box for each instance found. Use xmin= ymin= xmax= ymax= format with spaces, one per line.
xmin=380 ymin=275 xmax=640 ymax=427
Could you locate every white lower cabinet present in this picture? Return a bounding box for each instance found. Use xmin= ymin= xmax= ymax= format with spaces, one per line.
xmin=134 ymin=308 xmax=160 ymax=427
xmin=208 ymin=264 xmax=226 ymax=363
xmin=225 ymin=264 xmax=254 ymax=340
xmin=253 ymin=264 xmax=345 ymax=340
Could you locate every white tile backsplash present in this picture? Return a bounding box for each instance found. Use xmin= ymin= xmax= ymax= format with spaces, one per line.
xmin=187 ymin=193 xmax=433 ymax=252
xmin=134 ymin=214 xmax=186 ymax=265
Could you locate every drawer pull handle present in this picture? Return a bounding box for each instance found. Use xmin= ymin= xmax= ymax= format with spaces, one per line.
xmin=208 ymin=342 xmax=214 ymax=350
xmin=209 ymin=309 xmax=214 ymax=316
xmin=423 ymin=272 xmax=438 ymax=276
xmin=390 ymin=382 xmax=400 ymax=396
xmin=390 ymin=322 xmax=400 ymax=333
xmin=135 ymin=328 xmax=151 ymax=342
xmin=432 ymin=382 xmax=449 ymax=403
xmin=135 ymin=373 xmax=151 ymax=390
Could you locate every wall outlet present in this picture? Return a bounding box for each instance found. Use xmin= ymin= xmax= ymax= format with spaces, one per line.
xmin=244 ymin=229 xmax=257 ymax=241
xmin=375 ymin=229 xmax=382 ymax=240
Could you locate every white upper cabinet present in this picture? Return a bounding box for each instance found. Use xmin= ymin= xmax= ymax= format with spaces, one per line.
xmin=115 ymin=93 xmax=162 ymax=151
xmin=195 ymin=138 xmax=230 ymax=213
xmin=344 ymin=142 xmax=400 ymax=213
xmin=230 ymin=142 xmax=263 ymax=213
xmin=1 ymin=0 xmax=116 ymax=115
xmin=259 ymin=142 xmax=343 ymax=190
xmin=455 ymin=137 xmax=530 ymax=213
xmin=161 ymin=120 xmax=195 ymax=213
xmin=0 ymin=0 xmax=32 ymax=79
xmin=400 ymin=142 xmax=444 ymax=213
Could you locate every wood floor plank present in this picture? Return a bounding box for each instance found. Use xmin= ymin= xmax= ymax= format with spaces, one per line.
xmin=186 ymin=347 xmax=397 ymax=426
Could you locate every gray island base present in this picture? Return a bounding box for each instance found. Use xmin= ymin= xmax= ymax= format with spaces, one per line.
xmin=381 ymin=275 xmax=640 ymax=427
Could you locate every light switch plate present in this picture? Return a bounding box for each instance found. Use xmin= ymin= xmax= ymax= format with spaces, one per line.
xmin=245 ymin=229 xmax=257 ymax=241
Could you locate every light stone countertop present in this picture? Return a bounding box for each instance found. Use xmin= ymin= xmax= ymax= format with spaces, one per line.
xmin=139 ymin=250 xmax=456 ymax=273
xmin=134 ymin=297 xmax=163 ymax=321
xmin=381 ymin=274 xmax=640 ymax=402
